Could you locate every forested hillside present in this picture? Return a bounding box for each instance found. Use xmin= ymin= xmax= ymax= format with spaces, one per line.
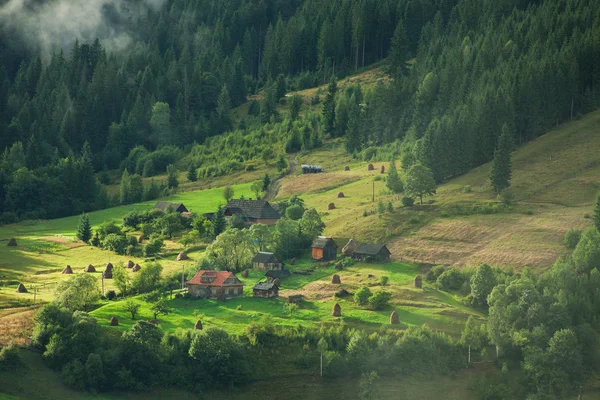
xmin=0 ymin=0 xmax=599 ymax=222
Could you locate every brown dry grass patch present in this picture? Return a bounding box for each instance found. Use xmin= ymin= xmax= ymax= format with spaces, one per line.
xmin=0 ymin=307 xmax=36 ymax=347
xmin=39 ymin=236 xmax=84 ymax=249
xmin=278 ymin=172 xmax=363 ymax=199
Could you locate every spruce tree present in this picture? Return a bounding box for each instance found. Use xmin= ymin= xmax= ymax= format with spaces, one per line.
xmin=262 ymin=174 xmax=271 ymax=192
xmin=290 ymin=94 xmax=302 ymax=121
xmin=212 ymin=206 xmax=226 ymax=237
xmin=216 ymin=85 xmax=233 ymax=132
xmin=76 ymin=213 xmax=92 ymax=243
xmin=119 ymin=168 xmax=131 ymax=205
xmin=594 ymin=191 xmax=600 ymax=232
xmin=167 ymin=164 xmax=179 ymax=189
xmin=386 ymin=160 xmax=403 ymax=194
xmin=345 ymin=111 xmax=362 ymax=154
xmin=187 ymin=164 xmax=197 ymax=182
xmin=490 ymin=124 xmax=514 ymax=193
xmin=388 ymin=20 xmax=409 ymax=77
xmin=322 ymin=79 xmax=337 ymax=136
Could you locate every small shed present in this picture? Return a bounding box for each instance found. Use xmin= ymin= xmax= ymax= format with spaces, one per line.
xmin=301 ymin=164 xmax=323 ymax=174
xmin=62 ymin=265 xmax=73 ymax=274
xmin=252 ymin=252 xmax=283 ymax=271
xmin=253 ymin=281 xmax=279 ymax=298
xmin=311 ymin=236 xmax=338 ymax=262
xmin=342 ymin=239 xmax=391 ymax=262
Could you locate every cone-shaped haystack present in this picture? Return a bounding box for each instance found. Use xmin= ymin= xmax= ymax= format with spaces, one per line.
xmin=337 ymin=192 xmax=345 ymax=198
xmin=132 ymin=264 xmax=141 ymax=272
xmin=62 ymin=265 xmax=73 ymax=274
xmin=380 ymin=165 xmax=385 ymax=174
xmin=414 ymin=275 xmax=422 ymax=289
xmin=7 ymin=238 xmax=17 ymax=247
xmin=194 ymin=320 xmax=203 ymax=330
xmin=273 ymin=278 xmax=281 ymax=287
xmin=332 ymin=303 xmax=342 ymax=317
xmin=126 ymin=260 xmax=134 ymax=269
xmin=328 ymin=203 xmax=336 ymax=210
xmin=177 ymin=252 xmax=189 ymax=261
xmin=241 ymin=269 xmax=248 ymax=278
xmin=138 ymin=235 xmax=144 ymax=243
xmin=367 ymin=164 xmax=374 ymax=171
xmin=16 ymin=283 xmax=27 ymax=293
xmin=344 ymin=166 xmax=350 ymax=171
xmin=105 ymin=263 xmax=114 ymax=271
xmin=103 ymin=264 xmax=113 ymax=278
xmin=390 ymin=311 xmax=400 ymax=325
xmin=342 ymin=239 xmax=358 ymax=257
xmin=331 ymin=274 xmax=341 ymax=284
xmin=110 ymin=316 xmax=119 ymax=326
xmin=84 ymin=264 xmax=96 ymax=273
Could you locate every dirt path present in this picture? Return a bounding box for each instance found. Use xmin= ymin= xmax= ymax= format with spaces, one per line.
xmin=265 ymin=156 xmax=298 ymax=201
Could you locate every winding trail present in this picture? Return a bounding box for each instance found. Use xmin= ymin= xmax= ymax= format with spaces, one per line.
xmin=265 ymin=156 xmax=297 ymax=201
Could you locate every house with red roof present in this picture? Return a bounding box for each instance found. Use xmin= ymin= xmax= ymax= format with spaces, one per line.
xmin=185 ymin=270 xmax=244 ymax=300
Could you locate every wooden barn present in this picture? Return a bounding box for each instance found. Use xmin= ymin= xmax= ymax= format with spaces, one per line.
xmin=253 ymin=281 xmax=279 ymax=298
xmin=154 ymin=202 xmax=189 ymax=213
xmin=223 ymin=199 xmax=281 ymax=226
xmin=185 ymin=270 xmax=244 ymax=300
xmin=342 ymin=239 xmax=391 ymax=262
xmin=311 ymin=236 xmax=338 ymax=262
xmin=252 ymin=252 xmax=283 ymax=271
xmin=265 ymin=269 xmax=291 ymax=280
xmin=301 ymin=164 xmax=323 ymax=174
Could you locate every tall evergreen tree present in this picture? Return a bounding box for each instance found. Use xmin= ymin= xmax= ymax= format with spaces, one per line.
xmin=216 ymin=85 xmax=233 ymax=132
xmin=386 ymin=160 xmax=403 ymax=194
xmin=119 ymin=168 xmax=131 ymax=205
xmin=167 ymin=164 xmax=178 ymax=189
xmin=322 ymin=79 xmax=337 ymax=136
xmin=187 ymin=164 xmax=198 ymax=182
xmin=76 ymin=213 xmax=92 ymax=243
xmin=212 ymin=206 xmax=226 ymax=238
xmin=490 ymin=124 xmax=514 ymax=193
xmin=345 ymin=111 xmax=362 ymax=154
xmin=388 ymin=20 xmax=409 ymax=77
xmin=289 ymin=94 xmax=302 ymax=121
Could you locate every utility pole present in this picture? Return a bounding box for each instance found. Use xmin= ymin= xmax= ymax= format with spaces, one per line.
xmin=181 ymin=264 xmax=185 ymax=290
xmin=372 ymin=181 xmax=375 ymax=202
xmin=101 ymin=275 xmax=104 ymax=296
xmin=33 ymin=287 xmax=37 ymax=304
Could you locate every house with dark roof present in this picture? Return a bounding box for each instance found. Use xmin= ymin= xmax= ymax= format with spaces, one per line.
xmin=252 ymin=252 xmax=283 ymax=271
xmin=342 ymin=239 xmax=391 ymax=262
xmin=223 ymin=199 xmax=280 ymax=226
xmin=253 ymin=281 xmax=279 ymax=298
xmin=266 ymin=269 xmax=291 ymax=280
xmin=311 ymin=236 xmax=337 ymax=262
xmin=185 ymin=270 xmax=244 ymax=300
xmin=154 ymin=202 xmax=189 ymax=213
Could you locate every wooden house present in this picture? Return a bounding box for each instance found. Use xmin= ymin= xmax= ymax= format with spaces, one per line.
xmin=154 ymin=202 xmax=189 ymax=213
xmin=186 ymin=270 xmax=244 ymax=299
xmin=342 ymin=239 xmax=391 ymax=262
xmin=253 ymin=281 xmax=279 ymax=298
xmin=252 ymin=252 xmax=283 ymax=271
xmin=311 ymin=236 xmax=337 ymax=262
xmin=223 ymin=199 xmax=281 ymax=226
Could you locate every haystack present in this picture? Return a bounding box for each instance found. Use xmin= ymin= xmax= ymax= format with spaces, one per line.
xmin=335 ymin=261 xmax=343 ymax=270
xmin=84 ymin=264 xmax=96 ymax=273
xmin=194 ymin=320 xmax=203 ymax=330
xmin=414 ymin=275 xmax=423 ymax=288
xmin=380 ymin=165 xmax=385 ymax=174
xmin=328 ymin=203 xmax=336 ymax=210
xmin=126 ymin=260 xmax=134 ymax=269
xmin=62 ymin=265 xmax=73 ymax=274
xmin=290 ymin=258 xmax=296 ymax=265
xmin=342 ymin=239 xmax=358 ymax=257
xmin=132 ymin=264 xmax=141 ymax=272
xmin=390 ymin=311 xmax=400 ymax=325
xmin=241 ymin=269 xmax=248 ymax=278
xmin=105 ymin=263 xmax=114 ymax=271
xmin=110 ymin=316 xmax=119 ymax=326
xmin=367 ymin=164 xmax=375 ymax=171
xmin=137 ymin=235 xmax=144 ymax=243
xmin=273 ymin=278 xmax=281 ymax=287
xmin=103 ymin=264 xmax=113 ymax=278
xmin=7 ymin=238 xmax=17 ymax=247
xmin=16 ymin=283 xmax=27 ymax=293
xmin=332 ymin=303 xmax=342 ymax=317
xmin=331 ymin=274 xmax=341 ymax=284
xmin=177 ymin=252 xmax=189 ymax=261
xmin=148 ymin=319 xmax=158 ymax=325
xmin=337 ymin=192 xmax=345 ymax=198
xmin=344 ymin=166 xmax=350 ymax=171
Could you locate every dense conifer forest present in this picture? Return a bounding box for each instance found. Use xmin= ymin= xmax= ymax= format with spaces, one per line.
xmin=0 ymin=0 xmax=599 ymax=221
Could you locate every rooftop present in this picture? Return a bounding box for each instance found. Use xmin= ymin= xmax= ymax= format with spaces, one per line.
xmin=186 ymin=270 xmax=242 ymax=286
xmin=224 ymin=199 xmax=280 ymax=220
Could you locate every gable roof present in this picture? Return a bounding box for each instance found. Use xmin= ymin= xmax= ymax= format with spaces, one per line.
xmin=252 ymin=252 xmax=279 ymax=264
xmin=354 ymin=243 xmax=390 ymax=256
xmin=253 ymin=281 xmax=278 ymax=291
xmin=154 ymin=202 xmax=188 ymax=213
xmin=265 ymin=269 xmax=291 ymax=279
xmin=224 ymin=199 xmax=280 ymax=220
xmin=186 ymin=270 xmax=243 ymax=287
xmin=311 ymin=236 xmax=337 ymax=249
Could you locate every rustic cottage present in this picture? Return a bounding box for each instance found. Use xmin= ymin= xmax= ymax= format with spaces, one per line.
xmin=186 ymin=270 xmax=244 ymax=300
xmin=223 ymin=199 xmax=280 ymax=226
xmin=311 ymin=236 xmax=338 ymax=262
xmin=252 ymin=252 xmax=283 ymax=271
xmin=154 ymin=202 xmax=189 ymax=213
xmin=253 ymin=281 xmax=279 ymax=298
xmin=342 ymin=239 xmax=391 ymax=262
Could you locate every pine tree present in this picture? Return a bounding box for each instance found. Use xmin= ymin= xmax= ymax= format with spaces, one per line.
xmin=490 ymin=124 xmax=514 ymax=193
xmin=594 ymin=191 xmax=600 ymax=232
xmin=187 ymin=164 xmax=198 ymax=182
xmin=290 ymin=94 xmax=302 ymax=121
xmin=345 ymin=111 xmax=362 ymax=154
xmin=262 ymin=174 xmax=271 ymax=192
xmin=388 ymin=20 xmax=409 ymax=76
xmin=212 ymin=206 xmax=226 ymax=237
xmin=322 ymin=79 xmax=337 ymax=136
xmin=119 ymin=168 xmax=131 ymax=205
xmin=76 ymin=213 xmax=92 ymax=243
xmin=167 ymin=164 xmax=179 ymax=189
xmin=386 ymin=160 xmax=403 ymax=193
xmin=216 ymin=85 xmax=233 ymax=132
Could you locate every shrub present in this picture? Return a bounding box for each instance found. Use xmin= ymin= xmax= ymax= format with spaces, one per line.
xmin=426 ymin=265 xmax=447 ymax=282
xmin=341 ymin=257 xmax=355 ymax=268
xmin=373 ymin=175 xmax=383 ymax=181
xmin=106 ymin=290 xmax=117 ymax=300
xmin=379 ymin=276 xmax=389 ymax=286
xmin=354 ymin=286 xmax=372 ymax=306
xmin=286 ymin=204 xmax=305 ymax=220
xmin=436 ymin=269 xmax=465 ymax=291
xmin=143 ymin=238 xmax=164 ymax=257
xmin=402 ymin=197 xmax=415 ymax=207
xmin=368 ymin=290 xmax=392 ymax=310
xmin=564 ymin=229 xmax=582 ymax=250
xmin=0 ymin=345 xmax=22 ymax=371
xmin=101 ymin=234 xmax=128 ymax=255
